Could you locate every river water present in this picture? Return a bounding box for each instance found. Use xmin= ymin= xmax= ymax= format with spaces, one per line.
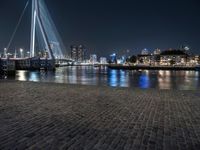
xmin=6 ymin=66 xmax=200 ymax=90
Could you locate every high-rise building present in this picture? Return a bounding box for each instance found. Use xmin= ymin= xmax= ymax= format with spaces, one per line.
xmin=154 ymin=48 xmax=161 ymax=55
xmin=109 ymin=53 xmax=117 ymax=64
xmin=70 ymin=45 xmax=86 ymax=62
xmin=141 ymin=48 xmax=149 ymax=55
xmin=71 ymin=45 xmax=77 ymax=61
xmin=77 ymin=45 xmax=86 ymax=62
xmin=90 ymin=54 xmax=97 ymax=64
xmin=100 ymin=57 xmax=107 ymax=64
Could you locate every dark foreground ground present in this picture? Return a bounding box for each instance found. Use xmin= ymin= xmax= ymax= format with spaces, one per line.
xmin=0 ymin=81 xmax=200 ymax=150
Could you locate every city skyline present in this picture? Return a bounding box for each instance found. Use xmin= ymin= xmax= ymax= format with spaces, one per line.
xmin=0 ymin=0 xmax=200 ymax=57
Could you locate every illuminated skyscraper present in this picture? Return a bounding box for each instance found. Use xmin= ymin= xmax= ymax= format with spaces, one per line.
xmin=71 ymin=45 xmax=77 ymax=61
xmin=71 ymin=45 xmax=86 ymax=62
xmin=90 ymin=54 xmax=97 ymax=64
xmin=141 ymin=48 xmax=149 ymax=55
xmin=77 ymin=45 xmax=86 ymax=62
xmin=100 ymin=57 xmax=107 ymax=64
xmin=153 ymin=48 xmax=161 ymax=55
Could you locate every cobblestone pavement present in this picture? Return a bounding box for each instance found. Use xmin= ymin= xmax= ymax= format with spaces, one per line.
xmin=0 ymin=81 xmax=200 ymax=150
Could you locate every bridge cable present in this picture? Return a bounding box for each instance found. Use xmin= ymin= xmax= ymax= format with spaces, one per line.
xmin=6 ymin=0 xmax=30 ymax=52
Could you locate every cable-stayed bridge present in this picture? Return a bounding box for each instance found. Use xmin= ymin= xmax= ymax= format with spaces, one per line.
xmin=30 ymin=0 xmax=65 ymax=59
xmin=1 ymin=0 xmax=73 ymax=72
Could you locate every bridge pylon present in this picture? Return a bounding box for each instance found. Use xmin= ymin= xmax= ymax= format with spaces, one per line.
xmin=30 ymin=0 xmax=65 ymax=60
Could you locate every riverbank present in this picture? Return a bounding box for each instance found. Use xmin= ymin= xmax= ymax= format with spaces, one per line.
xmin=108 ymin=64 xmax=200 ymax=71
xmin=0 ymin=81 xmax=200 ymax=149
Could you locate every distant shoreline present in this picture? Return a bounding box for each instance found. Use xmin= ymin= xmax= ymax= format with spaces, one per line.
xmin=108 ymin=64 xmax=200 ymax=71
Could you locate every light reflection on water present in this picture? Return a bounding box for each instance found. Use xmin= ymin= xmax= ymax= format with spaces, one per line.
xmin=139 ymin=74 xmax=150 ymax=89
xmin=107 ymin=70 xmax=129 ymax=87
xmin=9 ymin=66 xmax=200 ymax=90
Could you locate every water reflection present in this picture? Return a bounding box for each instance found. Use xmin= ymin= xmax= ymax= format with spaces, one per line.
xmin=17 ymin=71 xmax=27 ymax=81
xmin=158 ymin=70 xmax=172 ymax=89
xmin=139 ymin=73 xmax=150 ymax=89
xmin=108 ymin=69 xmax=129 ymax=87
xmin=108 ymin=70 xmax=117 ymax=87
xmin=8 ymin=66 xmax=200 ymax=90
xmin=119 ymin=70 xmax=129 ymax=87
xmin=29 ymin=72 xmax=39 ymax=82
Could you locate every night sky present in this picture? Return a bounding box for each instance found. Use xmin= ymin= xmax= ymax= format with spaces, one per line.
xmin=0 ymin=0 xmax=200 ymax=57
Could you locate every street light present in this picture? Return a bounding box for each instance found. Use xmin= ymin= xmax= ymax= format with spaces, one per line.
xmin=27 ymin=51 xmax=30 ymax=58
xmin=20 ymin=48 xmax=24 ymax=58
xmin=4 ymin=48 xmax=7 ymax=58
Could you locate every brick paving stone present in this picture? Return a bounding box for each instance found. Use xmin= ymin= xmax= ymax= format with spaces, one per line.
xmin=0 ymin=81 xmax=200 ymax=150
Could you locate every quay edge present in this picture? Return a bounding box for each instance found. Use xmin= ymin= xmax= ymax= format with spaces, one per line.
xmin=108 ymin=64 xmax=200 ymax=71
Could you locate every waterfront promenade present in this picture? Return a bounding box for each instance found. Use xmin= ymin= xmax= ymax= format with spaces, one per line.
xmin=0 ymin=81 xmax=200 ymax=150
